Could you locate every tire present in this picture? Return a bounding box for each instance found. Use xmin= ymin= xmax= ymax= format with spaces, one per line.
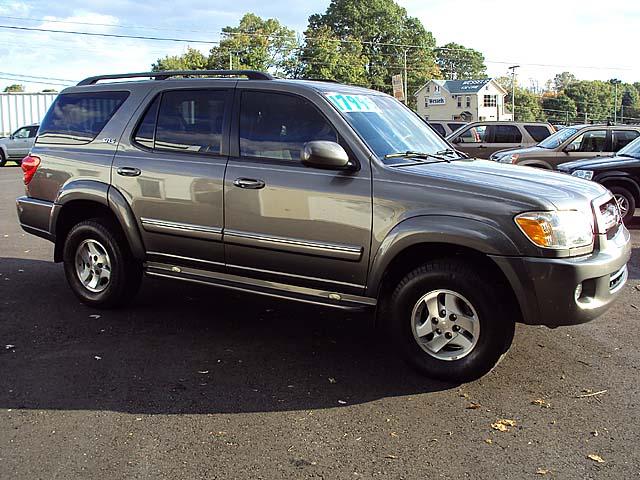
xmin=0 ymin=150 xmax=6 ymax=167
xmin=63 ymin=218 xmax=142 ymax=308
xmin=608 ymin=186 xmax=636 ymax=224
xmin=383 ymin=259 xmax=515 ymax=382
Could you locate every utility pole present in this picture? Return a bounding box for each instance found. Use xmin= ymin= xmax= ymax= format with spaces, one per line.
xmin=508 ymin=65 xmax=520 ymax=121
xmin=229 ymin=51 xmax=233 ymax=70
xmin=403 ymin=49 xmax=408 ymax=105
xmin=610 ymin=79 xmax=621 ymax=124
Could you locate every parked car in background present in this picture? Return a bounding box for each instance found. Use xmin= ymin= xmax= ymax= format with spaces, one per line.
xmin=0 ymin=123 xmax=39 ymax=166
xmin=491 ymin=124 xmax=640 ymax=169
xmin=427 ymin=121 xmax=467 ymax=138
xmin=558 ymin=135 xmax=640 ymax=223
xmin=446 ymin=121 xmax=555 ymax=159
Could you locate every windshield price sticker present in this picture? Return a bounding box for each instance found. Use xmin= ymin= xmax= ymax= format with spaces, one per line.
xmin=326 ymin=93 xmax=380 ymax=113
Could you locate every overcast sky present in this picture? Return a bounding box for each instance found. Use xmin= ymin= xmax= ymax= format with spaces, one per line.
xmin=0 ymin=0 xmax=638 ymax=92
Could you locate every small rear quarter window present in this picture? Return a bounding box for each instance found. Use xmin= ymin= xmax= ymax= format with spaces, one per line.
xmin=38 ymin=91 xmax=129 ymax=144
xmin=524 ymin=125 xmax=552 ymax=142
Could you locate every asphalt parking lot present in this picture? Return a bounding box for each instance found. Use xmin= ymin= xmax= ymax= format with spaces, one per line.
xmin=0 ymin=165 xmax=639 ymax=479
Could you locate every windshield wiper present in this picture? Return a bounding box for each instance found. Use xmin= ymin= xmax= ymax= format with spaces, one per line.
xmin=384 ymin=151 xmax=450 ymax=162
xmin=436 ymin=148 xmax=468 ymax=159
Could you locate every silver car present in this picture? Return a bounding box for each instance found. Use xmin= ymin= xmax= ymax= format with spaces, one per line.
xmin=0 ymin=123 xmax=39 ymax=166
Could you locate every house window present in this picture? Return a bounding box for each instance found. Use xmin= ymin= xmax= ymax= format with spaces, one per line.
xmin=426 ymin=86 xmax=430 ymax=93
xmin=466 ymin=96 xmax=471 ymax=108
xmin=484 ymin=95 xmax=497 ymax=107
xmin=434 ymin=85 xmax=440 ymax=93
xmin=424 ymin=97 xmax=429 ymax=108
xmin=457 ymin=96 xmax=462 ymax=108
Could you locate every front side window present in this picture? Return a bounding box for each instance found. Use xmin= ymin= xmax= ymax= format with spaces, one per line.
xmin=612 ymin=130 xmax=639 ymax=151
xmin=325 ymin=92 xmax=449 ymax=162
xmin=154 ymin=90 xmax=227 ymax=154
xmin=457 ymin=125 xmax=488 ymax=143
xmin=568 ymin=130 xmax=607 ymax=152
xmin=133 ymin=95 xmax=161 ymax=150
xmin=489 ymin=125 xmax=522 ymax=143
xmin=430 ymin=123 xmax=446 ymax=137
xmin=38 ymin=91 xmax=129 ymax=144
xmin=240 ymin=91 xmax=338 ymax=162
xmin=12 ymin=127 xmax=29 ymax=139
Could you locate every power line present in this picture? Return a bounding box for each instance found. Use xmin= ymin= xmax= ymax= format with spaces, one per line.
xmin=0 ymin=71 xmax=76 ymax=82
xmin=0 ymin=76 xmax=69 ymax=87
xmin=0 ymin=24 xmax=219 ymax=45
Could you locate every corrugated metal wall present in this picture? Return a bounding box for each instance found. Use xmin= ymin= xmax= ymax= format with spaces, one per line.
xmin=0 ymin=92 xmax=58 ymax=136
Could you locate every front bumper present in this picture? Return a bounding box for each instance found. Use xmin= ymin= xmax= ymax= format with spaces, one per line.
xmin=16 ymin=196 xmax=57 ymax=242
xmin=491 ymin=224 xmax=631 ymax=327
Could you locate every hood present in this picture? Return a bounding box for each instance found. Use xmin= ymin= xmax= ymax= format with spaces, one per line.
xmin=399 ymin=158 xmax=607 ymax=210
xmin=557 ymin=155 xmax=640 ymax=172
xmin=491 ymin=145 xmax=547 ymax=159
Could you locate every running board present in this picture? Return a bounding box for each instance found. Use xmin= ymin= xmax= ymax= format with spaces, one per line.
xmin=144 ymin=262 xmax=377 ymax=311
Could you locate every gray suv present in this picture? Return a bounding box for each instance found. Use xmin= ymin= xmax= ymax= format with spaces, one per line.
xmin=0 ymin=123 xmax=39 ymax=166
xmin=16 ymin=70 xmax=631 ymax=382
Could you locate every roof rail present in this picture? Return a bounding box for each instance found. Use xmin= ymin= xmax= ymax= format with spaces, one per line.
xmin=77 ymin=70 xmax=274 ymax=86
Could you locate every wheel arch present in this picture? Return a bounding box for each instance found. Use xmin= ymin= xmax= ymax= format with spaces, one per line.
xmin=597 ymin=174 xmax=640 ymax=204
xmin=368 ymin=216 xmax=523 ymax=323
xmin=51 ymin=180 xmax=145 ymax=262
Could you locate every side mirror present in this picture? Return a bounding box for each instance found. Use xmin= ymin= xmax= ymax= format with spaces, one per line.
xmin=301 ymin=141 xmax=351 ymax=170
xmin=9 ymin=135 xmax=14 ymax=140
xmin=564 ymin=143 xmax=579 ymax=152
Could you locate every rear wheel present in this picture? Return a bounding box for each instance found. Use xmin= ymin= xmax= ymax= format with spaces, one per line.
xmin=383 ymin=259 xmax=515 ymax=382
xmin=63 ymin=219 xmax=142 ymax=308
xmin=0 ymin=150 xmax=6 ymax=167
xmin=609 ymin=186 xmax=636 ymax=224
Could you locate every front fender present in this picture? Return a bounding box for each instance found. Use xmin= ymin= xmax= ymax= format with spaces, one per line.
xmin=366 ymin=215 xmax=522 ymax=297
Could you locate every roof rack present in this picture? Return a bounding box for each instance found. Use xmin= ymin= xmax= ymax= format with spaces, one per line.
xmin=77 ymin=70 xmax=273 ymax=86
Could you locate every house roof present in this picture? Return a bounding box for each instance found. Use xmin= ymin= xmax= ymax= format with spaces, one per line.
xmin=415 ymin=78 xmax=506 ymax=97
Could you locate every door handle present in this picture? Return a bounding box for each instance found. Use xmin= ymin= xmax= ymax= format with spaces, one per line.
xmin=477 ymin=145 xmax=487 ymax=148
xmin=233 ymin=178 xmax=265 ymax=189
xmin=117 ymin=166 xmax=141 ymax=177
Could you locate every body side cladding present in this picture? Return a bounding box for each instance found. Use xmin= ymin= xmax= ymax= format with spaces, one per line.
xmin=365 ymin=215 xmax=522 ymax=298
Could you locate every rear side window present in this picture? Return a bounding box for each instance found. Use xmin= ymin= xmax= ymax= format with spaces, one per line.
xmin=524 ymin=125 xmax=552 ymax=142
xmin=240 ymin=91 xmax=337 ymax=162
xmin=429 ymin=123 xmax=446 ymax=137
xmin=489 ymin=125 xmax=522 ymax=143
xmin=612 ymin=130 xmax=639 ymax=151
xmin=154 ymin=90 xmax=227 ymax=154
xmin=38 ymin=91 xmax=129 ymax=144
xmin=133 ymin=95 xmax=160 ymax=149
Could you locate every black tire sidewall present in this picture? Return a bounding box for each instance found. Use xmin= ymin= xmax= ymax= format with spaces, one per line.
xmin=609 ymin=186 xmax=636 ymax=223
xmin=63 ymin=221 xmax=130 ymax=308
xmin=0 ymin=151 xmax=6 ymax=167
xmin=389 ymin=261 xmax=514 ymax=382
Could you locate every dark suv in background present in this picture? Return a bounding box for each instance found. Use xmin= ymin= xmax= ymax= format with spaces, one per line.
xmin=16 ymin=70 xmax=630 ymax=382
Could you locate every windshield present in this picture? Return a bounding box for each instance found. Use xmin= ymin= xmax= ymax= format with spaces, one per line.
xmin=325 ymin=93 xmax=451 ymax=163
xmin=618 ymin=135 xmax=640 ymax=158
xmin=538 ymin=127 xmax=578 ymax=149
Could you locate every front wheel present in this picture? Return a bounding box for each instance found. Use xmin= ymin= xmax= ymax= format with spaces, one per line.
xmin=63 ymin=219 xmax=142 ymax=308
xmin=609 ymin=186 xmax=636 ymax=224
xmin=384 ymin=259 xmax=515 ymax=382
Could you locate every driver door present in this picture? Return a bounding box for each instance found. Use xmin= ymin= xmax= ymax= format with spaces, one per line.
xmin=7 ymin=127 xmax=31 ymax=157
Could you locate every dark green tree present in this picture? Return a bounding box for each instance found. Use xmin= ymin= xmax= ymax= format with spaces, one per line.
xmin=153 ymin=47 xmax=209 ymax=71
xmin=306 ymin=0 xmax=440 ymax=97
xmin=541 ymin=94 xmax=577 ymax=124
xmin=435 ymin=42 xmax=486 ymax=80
xmin=552 ymin=71 xmax=576 ymax=92
xmin=298 ymin=25 xmax=368 ymax=84
xmin=3 ymin=84 xmax=24 ymax=92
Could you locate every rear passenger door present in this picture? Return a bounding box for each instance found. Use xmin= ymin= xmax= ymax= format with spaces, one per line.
xmin=223 ymin=89 xmax=372 ymax=295
xmin=113 ymin=87 xmax=232 ymax=268
xmin=483 ymin=124 xmax=523 ymax=156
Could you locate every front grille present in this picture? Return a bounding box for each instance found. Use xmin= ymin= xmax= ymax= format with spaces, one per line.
xmin=609 ymin=265 xmax=627 ymax=293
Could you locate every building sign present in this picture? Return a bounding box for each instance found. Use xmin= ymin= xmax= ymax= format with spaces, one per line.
xmin=391 ymin=74 xmax=404 ymax=101
xmin=428 ymin=96 xmax=446 ymax=105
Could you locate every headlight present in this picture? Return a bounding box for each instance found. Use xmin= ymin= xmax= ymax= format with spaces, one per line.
xmin=571 ymin=169 xmax=594 ymax=180
xmin=497 ymin=153 xmax=519 ymax=164
xmin=515 ymin=211 xmax=594 ymax=249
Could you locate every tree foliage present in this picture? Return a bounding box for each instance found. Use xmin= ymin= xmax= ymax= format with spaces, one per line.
xmin=541 ymin=94 xmax=577 ymax=123
xmin=552 ymin=71 xmax=577 ymax=92
xmin=298 ymin=25 xmax=368 ymax=84
xmin=306 ymin=0 xmax=440 ymax=95
xmin=3 ymin=84 xmax=24 ymax=92
xmin=153 ymin=47 xmax=208 ymax=71
xmin=435 ymin=42 xmax=486 ymax=80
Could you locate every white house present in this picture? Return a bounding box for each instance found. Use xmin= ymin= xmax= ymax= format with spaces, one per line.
xmin=414 ymin=79 xmax=512 ymax=122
